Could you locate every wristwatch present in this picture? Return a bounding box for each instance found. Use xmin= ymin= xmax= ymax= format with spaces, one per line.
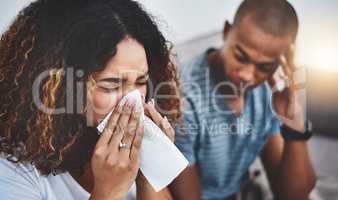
xmin=281 ymin=120 xmax=313 ymax=141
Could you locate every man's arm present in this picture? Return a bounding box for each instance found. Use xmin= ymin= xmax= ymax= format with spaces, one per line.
xmin=169 ymin=164 xmax=202 ymax=200
xmin=261 ymin=134 xmax=316 ymax=200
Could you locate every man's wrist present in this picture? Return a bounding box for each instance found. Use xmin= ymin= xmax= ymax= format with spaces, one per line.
xmin=281 ymin=120 xmax=313 ymax=141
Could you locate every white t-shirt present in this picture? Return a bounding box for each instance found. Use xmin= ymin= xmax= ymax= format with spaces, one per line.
xmin=0 ymin=157 xmax=136 ymax=200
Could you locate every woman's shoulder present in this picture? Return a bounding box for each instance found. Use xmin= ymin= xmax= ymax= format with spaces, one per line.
xmin=0 ymin=155 xmax=41 ymax=182
xmin=0 ymin=155 xmax=43 ymax=199
xmin=0 ymin=155 xmax=91 ymax=199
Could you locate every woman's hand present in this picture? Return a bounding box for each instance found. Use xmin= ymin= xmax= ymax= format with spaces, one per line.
xmin=90 ymin=98 xmax=144 ymax=200
xmin=143 ymin=99 xmax=175 ymax=142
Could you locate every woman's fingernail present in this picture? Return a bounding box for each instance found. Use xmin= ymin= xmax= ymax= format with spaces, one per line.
xmin=141 ymin=94 xmax=145 ymax=101
xmin=118 ymin=101 xmax=125 ymax=112
xmin=165 ymin=116 xmax=172 ymax=125
xmin=163 ymin=116 xmax=170 ymax=128
xmin=148 ymin=98 xmax=155 ymax=106
xmin=127 ymin=98 xmax=136 ymax=108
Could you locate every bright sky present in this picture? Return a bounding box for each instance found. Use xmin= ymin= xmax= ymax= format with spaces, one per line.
xmin=1 ymin=0 xmax=338 ymax=71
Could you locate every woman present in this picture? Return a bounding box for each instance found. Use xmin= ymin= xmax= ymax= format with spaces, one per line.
xmin=0 ymin=0 xmax=180 ymax=199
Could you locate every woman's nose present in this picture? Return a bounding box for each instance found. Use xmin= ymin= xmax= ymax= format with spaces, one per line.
xmin=122 ymin=84 xmax=136 ymax=96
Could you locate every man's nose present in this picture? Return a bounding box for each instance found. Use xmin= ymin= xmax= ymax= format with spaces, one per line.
xmin=238 ymin=64 xmax=255 ymax=84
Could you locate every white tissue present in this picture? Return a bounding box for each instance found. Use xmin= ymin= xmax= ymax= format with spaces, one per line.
xmin=273 ymin=66 xmax=288 ymax=92
xmin=275 ymin=79 xmax=287 ymax=92
xmin=96 ymin=90 xmax=188 ymax=192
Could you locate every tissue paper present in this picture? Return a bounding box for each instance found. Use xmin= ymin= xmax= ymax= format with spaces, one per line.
xmin=96 ymin=90 xmax=188 ymax=192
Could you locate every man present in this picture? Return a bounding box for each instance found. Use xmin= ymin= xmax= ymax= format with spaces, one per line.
xmin=170 ymin=0 xmax=316 ymax=199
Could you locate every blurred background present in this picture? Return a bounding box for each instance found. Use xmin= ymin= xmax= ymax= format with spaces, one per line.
xmin=1 ymin=0 xmax=337 ymax=199
xmin=136 ymin=0 xmax=338 ymax=136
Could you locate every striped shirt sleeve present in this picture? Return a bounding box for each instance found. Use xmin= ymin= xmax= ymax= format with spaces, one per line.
xmin=174 ymin=95 xmax=201 ymax=166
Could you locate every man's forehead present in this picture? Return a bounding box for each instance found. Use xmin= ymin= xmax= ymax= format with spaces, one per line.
xmin=231 ymin=18 xmax=293 ymax=60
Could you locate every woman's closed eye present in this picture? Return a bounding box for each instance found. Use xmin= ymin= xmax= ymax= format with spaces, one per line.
xmin=96 ymin=81 xmax=121 ymax=93
xmin=96 ymin=76 xmax=149 ymax=93
xmin=136 ymin=75 xmax=149 ymax=86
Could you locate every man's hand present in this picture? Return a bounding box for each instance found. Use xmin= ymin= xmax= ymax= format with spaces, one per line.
xmin=263 ymin=45 xmax=316 ymax=200
xmin=269 ymin=45 xmax=305 ymax=132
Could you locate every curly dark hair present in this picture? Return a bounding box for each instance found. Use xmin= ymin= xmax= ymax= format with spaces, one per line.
xmin=0 ymin=0 xmax=180 ymax=176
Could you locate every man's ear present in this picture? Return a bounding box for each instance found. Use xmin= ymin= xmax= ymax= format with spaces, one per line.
xmin=223 ymin=20 xmax=232 ymax=40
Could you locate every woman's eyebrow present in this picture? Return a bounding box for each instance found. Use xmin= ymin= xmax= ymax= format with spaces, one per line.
xmin=97 ymin=77 xmax=122 ymax=83
xmin=97 ymin=71 xmax=149 ymax=82
xmin=137 ymin=71 xmax=149 ymax=79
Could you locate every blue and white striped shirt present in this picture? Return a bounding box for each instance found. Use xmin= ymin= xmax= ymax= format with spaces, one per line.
xmin=175 ymin=50 xmax=280 ymax=200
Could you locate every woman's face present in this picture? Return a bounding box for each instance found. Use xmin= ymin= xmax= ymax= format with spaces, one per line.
xmin=86 ymin=37 xmax=149 ymax=126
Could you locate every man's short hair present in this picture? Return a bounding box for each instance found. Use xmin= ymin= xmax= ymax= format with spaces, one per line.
xmin=233 ymin=0 xmax=299 ymax=38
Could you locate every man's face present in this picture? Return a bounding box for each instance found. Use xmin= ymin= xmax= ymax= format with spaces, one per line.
xmin=222 ymin=15 xmax=294 ymax=90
